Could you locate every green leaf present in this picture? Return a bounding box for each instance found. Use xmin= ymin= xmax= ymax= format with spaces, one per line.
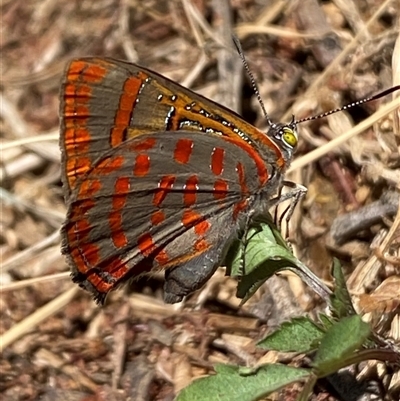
xmin=224 ymin=216 xmax=331 ymax=304
xmin=257 ymin=317 xmax=325 ymax=353
xmin=175 ymin=364 xmax=311 ymax=401
xmin=317 ymin=313 xmax=334 ymax=331
xmin=330 ymin=259 xmax=357 ymax=319
xmin=313 ymin=315 xmax=370 ymax=377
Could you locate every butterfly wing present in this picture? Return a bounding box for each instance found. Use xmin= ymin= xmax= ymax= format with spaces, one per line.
xmin=61 ymin=130 xmax=275 ymax=303
xmin=60 ymin=58 xmax=284 ymax=199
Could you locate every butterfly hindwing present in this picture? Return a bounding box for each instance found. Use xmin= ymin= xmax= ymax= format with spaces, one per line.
xmin=61 ymin=130 xmax=275 ymax=302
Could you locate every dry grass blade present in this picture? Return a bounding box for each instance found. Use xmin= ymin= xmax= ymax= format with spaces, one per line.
xmin=0 ymin=131 xmax=59 ymax=151
xmin=0 ymin=287 xmax=78 ymax=351
xmin=289 ymin=97 xmax=400 ymax=172
xmin=1 ymin=272 xmax=70 ymax=292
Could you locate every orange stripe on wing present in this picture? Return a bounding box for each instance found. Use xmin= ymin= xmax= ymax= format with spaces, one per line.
xmin=70 ymin=243 xmax=101 ymax=269
xmin=233 ymin=199 xmax=249 ymax=220
xmin=106 ymin=257 xmax=129 ymax=280
xmin=86 ymin=256 xmax=128 ymax=294
xmin=232 ymin=162 xmax=250 ymax=220
xmin=111 ymin=73 xmax=149 ymax=147
xmin=66 ymin=210 xmax=101 ymax=275
xmin=221 ymin=136 xmax=270 ymax=188
xmin=236 ymin=162 xmax=249 ymax=195
xmin=109 ymin=177 xmax=130 ymax=249
xmin=67 ymin=60 xmax=108 ymax=83
xmin=61 ymin=60 xmax=110 ymax=190
xmin=66 ymin=157 xmax=92 ymax=189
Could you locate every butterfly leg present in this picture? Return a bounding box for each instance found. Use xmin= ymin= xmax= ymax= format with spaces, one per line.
xmin=270 ymin=181 xmax=307 ymax=232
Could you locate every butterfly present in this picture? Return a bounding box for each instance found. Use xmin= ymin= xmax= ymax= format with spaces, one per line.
xmin=59 ymin=57 xmax=299 ymax=304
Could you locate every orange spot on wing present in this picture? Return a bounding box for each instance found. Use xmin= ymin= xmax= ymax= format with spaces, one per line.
xmin=68 ymin=217 xmax=92 ymax=241
xmin=86 ymin=273 xmax=113 ymax=294
xmin=195 ymin=220 xmax=211 ymax=236
xmin=94 ymin=155 xmax=124 ymax=175
xmin=183 ymin=175 xmax=198 ymax=207
xmin=73 ymin=243 xmax=101 ymax=267
xmin=64 ymin=82 xmax=92 ymax=103
xmin=106 ymin=257 xmax=129 ymax=279
xmin=66 ymin=60 xmax=88 ymax=81
xmin=182 ymin=210 xmax=210 ymax=236
xmin=153 ymin=175 xmax=175 ymax=207
xmin=84 ymin=256 xmax=128 ymax=294
xmin=134 ymin=154 xmax=150 ymax=177
xmin=174 ymin=138 xmax=193 ymax=164
xmin=213 ymin=179 xmax=228 ymax=200
xmin=155 ymin=250 xmax=170 ymax=265
xmin=113 ymin=177 xmax=130 ymax=207
xmin=194 ymin=238 xmax=211 ymax=252
xmin=131 ymin=138 xmax=157 ymax=151
xmin=151 ymin=210 xmax=166 ymax=226
xmin=211 ymin=147 xmax=225 ymax=175
xmin=138 ymin=233 xmax=157 ymax=257
xmin=78 ymin=179 xmax=102 ymax=198
xmin=137 ymin=234 xmax=171 ymax=267
xmin=81 ymin=63 xmax=108 ymax=83
xmin=233 ymin=199 xmax=249 ymax=220
xmin=66 ymin=60 xmax=108 ymax=84
xmin=64 ymin=127 xmax=91 ymax=156
xmin=109 ymin=214 xmax=128 ymax=248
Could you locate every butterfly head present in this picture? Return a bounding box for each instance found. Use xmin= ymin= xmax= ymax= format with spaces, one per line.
xmin=268 ymin=118 xmax=298 ymax=164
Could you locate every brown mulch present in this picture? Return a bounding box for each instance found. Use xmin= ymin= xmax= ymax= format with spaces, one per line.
xmin=1 ymin=0 xmax=399 ymax=400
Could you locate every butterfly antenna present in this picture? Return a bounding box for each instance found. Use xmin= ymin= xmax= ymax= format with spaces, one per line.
xmin=232 ymin=35 xmax=274 ymax=127
xmin=294 ymin=85 xmax=400 ymax=124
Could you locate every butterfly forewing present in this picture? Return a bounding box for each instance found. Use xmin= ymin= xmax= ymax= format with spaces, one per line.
xmin=60 ymin=58 xmax=284 ymax=199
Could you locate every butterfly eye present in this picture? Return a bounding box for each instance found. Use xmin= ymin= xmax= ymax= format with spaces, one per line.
xmin=282 ymin=127 xmax=298 ymax=148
